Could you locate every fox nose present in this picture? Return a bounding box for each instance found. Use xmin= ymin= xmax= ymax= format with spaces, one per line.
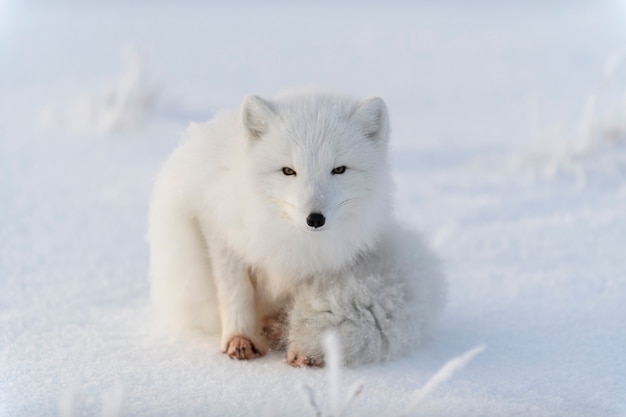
xmin=306 ymin=212 xmax=326 ymax=228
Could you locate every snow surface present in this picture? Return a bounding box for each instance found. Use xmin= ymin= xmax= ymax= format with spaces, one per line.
xmin=1 ymin=2 xmax=625 ymax=416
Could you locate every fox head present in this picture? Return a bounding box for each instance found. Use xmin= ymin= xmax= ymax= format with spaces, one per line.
xmin=238 ymin=92 xmax=393 ymax=277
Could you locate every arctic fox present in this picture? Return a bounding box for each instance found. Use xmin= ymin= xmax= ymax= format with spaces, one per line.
xmin=148 ymin=90 xmax=445 ymax=366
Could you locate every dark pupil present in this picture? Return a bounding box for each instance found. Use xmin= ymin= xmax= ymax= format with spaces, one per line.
xmin=333 ymin=166 xmax=346 ymax=174
xmin=282 ymin=167 xmax=295 ymax=175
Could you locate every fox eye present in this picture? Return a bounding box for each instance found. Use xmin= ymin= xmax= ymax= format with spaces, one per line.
xmin=331 ymin=166 xmax=347 ymax=175
xmin=282 ymin=167 xmax=297 ymax=176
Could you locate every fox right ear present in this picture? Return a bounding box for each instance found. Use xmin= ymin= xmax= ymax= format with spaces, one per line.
xmin=350 ymin=96 xmax=389 ymax=141
xmin=241 ymin=95 xmax=277 ymax=139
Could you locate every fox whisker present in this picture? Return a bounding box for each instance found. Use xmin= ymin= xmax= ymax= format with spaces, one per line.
xmin=337 ymin=198 xmax=362 ymax=208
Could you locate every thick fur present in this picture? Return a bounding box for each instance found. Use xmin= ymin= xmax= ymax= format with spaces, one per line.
xmin=148 ymin=90 xmax=445 ymax=366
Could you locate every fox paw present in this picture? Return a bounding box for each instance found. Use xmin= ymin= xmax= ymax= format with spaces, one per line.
xmin=224 ymin=335 xmax=264 ymax=360
xmin=287 ymin=350 xmax=324 ymax=368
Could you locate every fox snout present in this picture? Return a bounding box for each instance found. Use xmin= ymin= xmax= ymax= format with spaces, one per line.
xmin=306 ymin=212 xmax=326 ymax=229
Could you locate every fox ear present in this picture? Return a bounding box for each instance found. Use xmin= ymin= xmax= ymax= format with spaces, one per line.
xmin=350 ymin=97 xmax=389 ymax=141
xmin=241 ymin=95 xmax=277 ymax=139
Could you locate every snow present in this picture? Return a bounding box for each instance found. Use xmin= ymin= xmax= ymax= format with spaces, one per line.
xmin=399 ymin=345 xmax=486 ymax=416
xmin=40 ymin=47 xmax=160 ymax=134
xmin=299 ymin=332 xmax=367 ymax=417
xmin=1 ymin=2 xmax=625 ymax=416
xmin=512 ymin=50 xmax=626 ymax=185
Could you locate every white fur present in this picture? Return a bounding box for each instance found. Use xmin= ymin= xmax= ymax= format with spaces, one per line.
xmin=148 ymin=90 xmax=445 ymax=365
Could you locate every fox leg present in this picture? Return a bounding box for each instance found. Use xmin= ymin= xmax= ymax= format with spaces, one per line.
xmin=261 ymin=310 xmax=289 ymax=351
xmin=209 ymin=242 xmax=266 ymax=359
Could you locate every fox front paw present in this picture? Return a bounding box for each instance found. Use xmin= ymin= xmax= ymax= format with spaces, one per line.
xmin=287 ymin=349 xmax=324 ymax=368
xmin=224 ymin=335 xmax=264 ymax=360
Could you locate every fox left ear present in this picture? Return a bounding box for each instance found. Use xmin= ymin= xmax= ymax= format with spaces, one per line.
xmin=350 ymin=97 xmax=389 ymax=141
xmin=241 ymin=95 xmax=277 ymax=139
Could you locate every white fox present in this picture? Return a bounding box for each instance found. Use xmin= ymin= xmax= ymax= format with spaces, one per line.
xmin=148 ymin=90 xmax=445 ymax=366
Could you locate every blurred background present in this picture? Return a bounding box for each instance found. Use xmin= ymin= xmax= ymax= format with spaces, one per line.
xmin=3 ymin=1 xmax=625 ymax=145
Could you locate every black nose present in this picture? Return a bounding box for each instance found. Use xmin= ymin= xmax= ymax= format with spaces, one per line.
xmin=306 ymin=212 xmax=326 ymax=228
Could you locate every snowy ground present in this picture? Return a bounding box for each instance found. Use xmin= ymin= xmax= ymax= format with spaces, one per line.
xmin=1 ymin=2 xmax=625 ymax=416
